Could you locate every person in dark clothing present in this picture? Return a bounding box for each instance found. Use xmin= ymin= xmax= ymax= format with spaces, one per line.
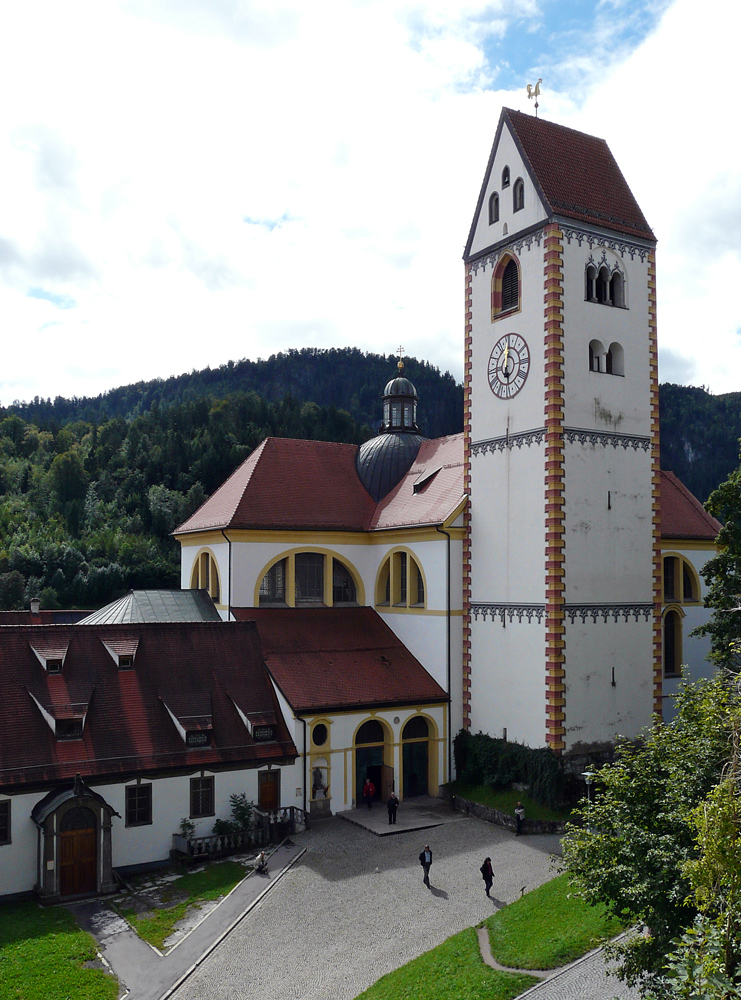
xmin=387 ymin=792 xmax=399 ymax=825
xmin=480 ymin=857 xmax=494 ymax=896
xmin=515 ymin=801 xmax=525 ymax=836
xmin=419 ymin=844 xmax=432 ymax=885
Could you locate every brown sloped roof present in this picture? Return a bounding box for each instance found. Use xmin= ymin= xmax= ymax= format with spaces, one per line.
xmin=177 ymin=438 xmax=377 ymax=533
xmin=0 ymin=621 xmax=296 ymax=791
xmin=235 ymin=607 xmax=447 ymax=713
xmin=176 ymin=435 xmax=465 ymax=535
xmin=465 ymin=108 xmax=655 ymax=259
xmin=371 ymin=434 xmax=465 ymax=530
xmin=660 ymin=470 xmax=721 ymax=541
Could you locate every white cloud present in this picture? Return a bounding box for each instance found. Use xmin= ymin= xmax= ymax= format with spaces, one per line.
xmin=0 ymin=0 xmax=738 ymax=404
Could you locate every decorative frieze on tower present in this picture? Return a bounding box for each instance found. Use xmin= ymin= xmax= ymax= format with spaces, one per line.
xmin=463 ymin=108 xmax=660 ymax=752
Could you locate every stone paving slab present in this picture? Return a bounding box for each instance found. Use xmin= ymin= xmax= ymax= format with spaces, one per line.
xmin=516 ymin=940 xmax=641 ymax=1000
xmin=170 ymin=813 xmax=563 ymax=1000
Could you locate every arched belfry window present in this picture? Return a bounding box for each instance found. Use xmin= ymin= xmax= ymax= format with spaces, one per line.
xmin=589 ymin=339 xmax=606 ymax=373
xmin=488 ymin=192 xmax=499 ymax=225
xmin=513 ymin=178 xmax=524 ymax=212
xmin=491 ymin=254 xmax=520 ymax=319
xmin=586 ymin=260 xmax=627 ymax=309
xmin=502 ymin=166 xmax=510 ymax=188
xmin=607 ymin=342 xmax=624 ymax=377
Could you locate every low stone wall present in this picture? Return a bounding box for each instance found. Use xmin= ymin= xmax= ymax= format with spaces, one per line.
xmin=439 ymin=786 xmax=566 ymax=836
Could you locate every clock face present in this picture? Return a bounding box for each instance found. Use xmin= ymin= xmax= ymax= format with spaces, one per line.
xmin=488 ymin=333 xmax=530 ymax=399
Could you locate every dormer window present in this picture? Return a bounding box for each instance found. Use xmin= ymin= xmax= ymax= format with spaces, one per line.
xmin=56 ymin=718 xmax=84 ymax=740
xmin=253 ymin=726 xmax=276 ymax=742
xmin=186 ymin=730 xmax=211 ymax=748
xmin=47 ymin=659 xmax=63 ymax=674
xmin=502 ymin=166 xmax=510 ymax=188
xmin=118 ymin=655 xmax=134 ymax=670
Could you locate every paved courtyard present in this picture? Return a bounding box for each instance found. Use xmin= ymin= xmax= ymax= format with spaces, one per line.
xmin=170 ymin=811 xmax=565 ymax=1000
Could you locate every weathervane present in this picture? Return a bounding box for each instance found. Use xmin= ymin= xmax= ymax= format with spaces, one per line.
xmin=397 ymin=344 xmax=405 ymax=372
xmin=527 ymin=78 xmax=542 ymax=118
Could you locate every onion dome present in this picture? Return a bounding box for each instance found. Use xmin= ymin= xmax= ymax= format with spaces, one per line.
xmin=357 ymin=360 xmax=426 ymax=502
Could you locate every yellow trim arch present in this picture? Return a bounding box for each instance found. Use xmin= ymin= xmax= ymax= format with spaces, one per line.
xmin=374 ymin=547 xmax=427 ymax=610
xmin=189 ymin=548 xmax=222 ymax=603
xmin=253 ymin=548 xmax=365 ymax=608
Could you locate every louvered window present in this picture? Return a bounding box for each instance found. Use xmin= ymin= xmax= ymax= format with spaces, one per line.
xmin=502 ymin=259 xmax=518 ymax=311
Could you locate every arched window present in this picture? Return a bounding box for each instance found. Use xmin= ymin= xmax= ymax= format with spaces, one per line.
xmin=356 ymin=720 xmax=385 ymax=744
xmin=402 ymin=716 xmax=429 ymax=740
xmin=663 ymin=608 xmax=682 ymax=677
xmin=190 ymin=550 xmax=221 ymax=603
xmin=491 ymin=254 xmax=520 ymax=319
xmin=488 ymin=192 xmax=499 ymax=224
xmin=260 ymin=558 xmax=287 ymax=605
xmin=663 ymin=555 xmax=700 ymax=604
xmin=332 ymin=561 xmax=357 ymax=605
xmin=607 ymin=342 xmax=624 ymax=377
xmin=258 ymin=553 xmax=360 ymax=607
xmin=589 ymin=339 xmax=606 ymax=373
xmin=513 ymin=178 xmax=524 ymax=212
xmin=585 ymin=264 xmax=598 ymax=302
xmin=610 ymin=271 xmax=625 ymax=308
xmin=502 ymin=166 xmax=510 ymax=188
xmin=597 ymin=266 xmax=611 ymax=304
xmin=375 ymin=551 xmax=426 ymax=609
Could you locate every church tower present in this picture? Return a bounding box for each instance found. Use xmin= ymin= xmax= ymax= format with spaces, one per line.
xmin=463 ymin=109 xmax=661 ymax=752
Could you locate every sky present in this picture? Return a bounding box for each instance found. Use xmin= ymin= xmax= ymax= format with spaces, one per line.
xmin=1 ymin=0 xmax=740 ymax=406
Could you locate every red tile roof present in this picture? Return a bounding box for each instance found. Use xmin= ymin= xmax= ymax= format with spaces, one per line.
xmin=177 ymin=438 xmax=378 ymax=533
xmin=235 ymin=607 xmax=448 ymax=713
xmin=372 ymin=434 xmax=465 ymax=530
xmin=0 ymin=622 xmax=296 ymax=791
xmin=465 ymin=108 xmax=655 ymax=259
xmin=176 ymin=435 xmax=465 ymax=535
xmin=660 ymin=470 xmax=721 ymax=541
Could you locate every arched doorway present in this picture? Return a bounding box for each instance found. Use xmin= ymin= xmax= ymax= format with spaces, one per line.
xmin=355 ymin=719 xmax=392 ymax=806
xmin=31 ymin=777 xmax=117 ymax=902
xmin=60 ymin=806 xmax=97 ymax=897
xmin=402 ymin=716 xmax=429 ymax=798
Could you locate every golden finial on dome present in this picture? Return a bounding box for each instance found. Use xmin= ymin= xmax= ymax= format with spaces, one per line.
xmin=397 ymin=344 xmax=405 ymax=372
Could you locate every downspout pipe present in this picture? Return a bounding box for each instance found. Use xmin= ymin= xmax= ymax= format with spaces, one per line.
xmin=297 ymin=715 xmax=308 ymax=818
xmin=435 ymin=524 xmax=452 ymax=783
xmin=220 ymin=529 xmax=233 ymax=621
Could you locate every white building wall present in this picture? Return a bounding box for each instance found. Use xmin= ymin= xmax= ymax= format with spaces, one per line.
xmin=0 ymin=791 xmax=40 ymax=896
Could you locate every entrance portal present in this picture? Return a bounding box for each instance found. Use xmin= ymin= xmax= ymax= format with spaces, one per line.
xmin=59 ymin=806 xmax=97 ymax=897
xmin=355 ymin=719 xmax=389 ymax=806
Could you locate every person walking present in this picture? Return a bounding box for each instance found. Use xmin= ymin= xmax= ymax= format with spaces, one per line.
xmin=480 ymin=857 xmax=494 ymax=897
xmin=363 ymin=777 xmax=375 ymax=809
xmin=514 ymin=801 xmax=525 ymax=836
xmin=419 ymin=844 xmax=432 ymax=885
xmin=387 ymin=791 xmax=399 ymax=825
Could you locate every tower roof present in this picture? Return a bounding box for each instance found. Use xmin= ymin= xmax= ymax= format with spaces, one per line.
xmin=465 ymin=107 xmax=656 ymax=260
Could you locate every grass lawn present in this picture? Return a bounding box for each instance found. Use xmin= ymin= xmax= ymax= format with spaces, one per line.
xmin=354 ymin=927 xmax=538 ymax=1000
xmin=449 ymin=782 xmax=571 ymax=823
xmin=485 ymin=873 xmax=624 ymax=970
xmin=117 ymin=860 xmax=247 ymax=951
xmin=0 ymin=899 xmax=118 ymax=1000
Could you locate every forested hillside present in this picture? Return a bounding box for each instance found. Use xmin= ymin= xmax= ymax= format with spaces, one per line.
xmin=0 ymin=348 xmax=738 ymax=613
xmin=0 ymin=349 xmax=462 ymax=611
xmin=659 ymin=383 xmax=741 ymax=502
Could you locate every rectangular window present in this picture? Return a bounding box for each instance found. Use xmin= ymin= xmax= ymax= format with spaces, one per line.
xmin=398 ymin=552 xmax=407 ymax=605
xmin=126 ymin=784 xmax=152 ymax=827
xmin=664 ymin=557 xmax=676 ymax=601
xmin=190 ymin=777 xmax=215 ymax=818
xmin=55 ymin=718 xmax=83 ymax=740
xmin=0 ymin=800 xmax=10 ymax=845
xmin=47 ymin=659 xmax=63 ymax=674
xmin=186 ymin=731 xmax=211 ymax=748
xmin=295 ymin=553 xmax=324 ymax=604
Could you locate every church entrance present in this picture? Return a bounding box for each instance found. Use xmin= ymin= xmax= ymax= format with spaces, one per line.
xmin=402 ymin=716 xmax=429 ymax=798
xmin=354 ymin=719 xmax=390 ymax=806
xmin=59 ymin=806 xmax=97 ymax=897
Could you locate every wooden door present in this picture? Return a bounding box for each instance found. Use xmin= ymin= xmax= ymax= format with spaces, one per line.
xmin=60 ymin=828 xmax=96 ymax=896
xmin=380 ymin=763 xmax=394 ymax=801
xmin=259 ymin=770 xmax=280 ymax=811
